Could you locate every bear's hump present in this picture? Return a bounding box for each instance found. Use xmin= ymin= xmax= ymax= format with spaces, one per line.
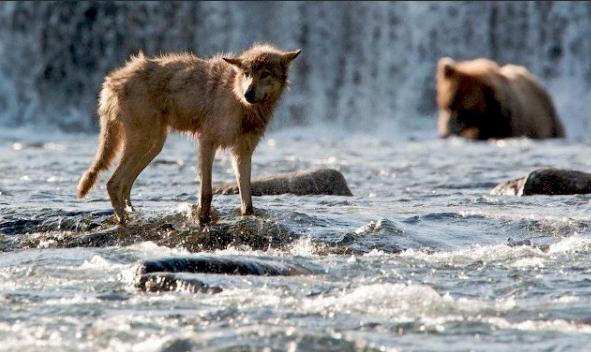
xmin=499 ymin=64 xmax=534 ymax=80
xmin=454 ymin=58 xmax=500 ymax=76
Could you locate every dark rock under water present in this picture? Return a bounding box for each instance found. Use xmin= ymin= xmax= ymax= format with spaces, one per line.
xmin=138 ymin=256 xmax=314 ymax=276
xmin=492 ymin=168 xmax=591 ymax=196
xmin=134 ymin=255 xmax=313 ymax=293
xmin=136 ymin=273 xmax=223 ymax=294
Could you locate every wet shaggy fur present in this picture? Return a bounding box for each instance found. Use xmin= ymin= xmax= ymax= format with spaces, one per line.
xmin=436 ymin=57 xmax=565 ymax=140
xmin=77 ymin=43 xmax=301 ymax=224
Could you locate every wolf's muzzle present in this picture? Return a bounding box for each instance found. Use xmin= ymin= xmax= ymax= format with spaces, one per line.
xmin=245 ymin=89 xmax=256 ymax=103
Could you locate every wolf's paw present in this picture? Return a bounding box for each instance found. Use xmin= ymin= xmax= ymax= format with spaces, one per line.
xmin=241 ymin=206 xmax=254 ymax=216
xmin=114 ymin=214 xmax=127 ymax=226
xmin=198 ymin=214 xmax=211 ymax=225
xmin=191 ymin=204 xmax=219 ymax=225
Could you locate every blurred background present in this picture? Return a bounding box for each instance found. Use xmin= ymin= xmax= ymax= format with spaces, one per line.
xmin=0 ymin=1 xmax=590 ymax=138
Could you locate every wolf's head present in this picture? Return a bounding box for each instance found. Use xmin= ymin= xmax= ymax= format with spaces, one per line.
xmin=223 ymin=44 xmax=301 ymax=105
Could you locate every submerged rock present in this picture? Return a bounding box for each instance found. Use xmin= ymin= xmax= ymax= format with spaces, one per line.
xmin=0 ymin=209 xmax=113 ymax=236
xmin=137 ymin=256 xmax=314 ymax=276
xmin=492 ymin=169 xmax=591 ymax=196
xmin=135 ymin=255 xmax=312 ymax=294
xmin=135 ymin=273 xmax=223 ymax=294
xmin=214 ymin=168 xmax=353 ymax=196
xmin=507 ymin=238 xmax=550 ymax=252
xmin=135 ymin=255 xmax=312 ymax=293
xmin=315 ymin=219 xmax=405 ymax=255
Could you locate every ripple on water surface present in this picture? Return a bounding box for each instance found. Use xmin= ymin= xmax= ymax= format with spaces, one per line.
xmin=1 ymin=133 xmax=591 ymax=350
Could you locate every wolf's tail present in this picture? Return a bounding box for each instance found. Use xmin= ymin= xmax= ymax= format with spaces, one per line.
xmin=77 ymin=88 xmax=122 ymax=198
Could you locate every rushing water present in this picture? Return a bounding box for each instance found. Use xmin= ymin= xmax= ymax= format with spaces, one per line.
xmin=1 ymin=127 xmax=591 ymax=351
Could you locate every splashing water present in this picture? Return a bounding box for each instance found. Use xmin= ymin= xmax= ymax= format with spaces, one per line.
xmin=1 ymin=128 xmax=591 ymax=350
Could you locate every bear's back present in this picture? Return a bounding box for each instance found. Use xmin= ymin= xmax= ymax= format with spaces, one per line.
xmin=499 ymin=64 xmax=563 ymax=138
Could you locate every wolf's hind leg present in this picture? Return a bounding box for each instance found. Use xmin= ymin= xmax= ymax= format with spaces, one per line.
xmin=107 ymin=158 xmax=132 ymax=224
xmin=231 ymin=145 xmax=253 ymax=216
xmin=197 ymin=142 xmax=217 ymax=224
xmin=120 ymin=127 xmax=167 ymax=212
xmin=108 ymin=127 xmax=166 ymax=224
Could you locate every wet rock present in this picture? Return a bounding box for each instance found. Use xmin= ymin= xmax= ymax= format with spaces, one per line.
xmin=135 ymin=273 xmax=223 ymax=293
xmin=512 ymin=218 xmax=589 ymax=238
xmin=12 ymin=211 xmax=299 ymax=252
xmin=156 ymin=215 xmax=297 ymax=252
xmin=0 ymin=218 xmax=43 ymax=236
xmin=159 ymin=339 xmax=196 ymax=352
xmin=214 ymin=168 xmax=353 ymax=196
xmin=0 ymin=209 xmax=112 ymax=236
xmin=137 ymin=255 xmax=314 ymax=276
xmin=492 ymin=169 xmax=591 ymax=196
xmin=507 ymin=238 xmax=550 ymax=252
xmin=0 ymin=234 xmax=11 ymax=252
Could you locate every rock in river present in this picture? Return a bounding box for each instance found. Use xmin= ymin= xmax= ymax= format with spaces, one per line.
xmin=214 ymin=168 xmax=353 ymax=196
xmin=11 ymin=211 xmax=298 ymax=252
xmin=492 ymin=168 xmax=591 ymax=196
xmin=134 ymin=255 xmax=313 ymax=293
xmin=137 ymin=255 xmax=314 ymax=276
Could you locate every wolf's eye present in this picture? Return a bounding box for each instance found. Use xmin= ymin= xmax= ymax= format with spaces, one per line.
xmin=243 ymin=70 xmax=252 ymax=77
xmin=260 ymin=71 xmax=271 ymax=79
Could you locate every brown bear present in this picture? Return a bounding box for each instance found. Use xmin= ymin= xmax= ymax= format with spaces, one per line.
xmin=436 ymin=57 xmax=565 ymax=140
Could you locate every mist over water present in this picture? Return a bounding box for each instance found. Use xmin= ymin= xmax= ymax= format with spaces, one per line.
xmin=1 ymin=2 xmax=590 ymax=136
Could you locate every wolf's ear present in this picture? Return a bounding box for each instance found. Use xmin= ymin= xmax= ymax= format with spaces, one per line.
xmin=223 ymin=57 xmax=243 ymax=69
xmin=281 ymin=49 xmax=301 ymax=65
xmin=438 ymin=57 xmax=456 ymax=78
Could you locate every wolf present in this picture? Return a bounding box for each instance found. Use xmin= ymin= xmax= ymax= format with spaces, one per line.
xmin=76 ymin=43 xmax=301 ymax=224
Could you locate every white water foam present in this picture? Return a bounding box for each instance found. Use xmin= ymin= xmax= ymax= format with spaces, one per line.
xmin=400 ymin=235 xmax=591 ymax=266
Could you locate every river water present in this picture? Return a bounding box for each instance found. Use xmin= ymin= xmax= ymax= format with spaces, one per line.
xmin=1 ymin=127 xmax=591 ymax=351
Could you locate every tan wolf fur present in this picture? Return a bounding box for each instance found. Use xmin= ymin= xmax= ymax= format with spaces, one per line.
xmin=77 ymin=43 xmax=301 ymax=224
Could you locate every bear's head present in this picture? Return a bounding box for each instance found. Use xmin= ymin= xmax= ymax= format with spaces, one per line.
xmin=436 ymin=57 xmax=507 ymax=140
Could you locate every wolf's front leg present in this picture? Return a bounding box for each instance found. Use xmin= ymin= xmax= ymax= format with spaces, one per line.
xmin=231 ymin=146 xmax=253 ymax=216
xmin=198 ymin=143 xmax=216 ymax=224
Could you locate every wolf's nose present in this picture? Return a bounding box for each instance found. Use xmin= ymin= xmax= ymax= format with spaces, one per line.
xmin=245 ymin=90 xmax=256 ymax=103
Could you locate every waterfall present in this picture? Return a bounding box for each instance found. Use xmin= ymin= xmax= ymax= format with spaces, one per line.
xmin=0 ymin=1 xmax=589 ymax=137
